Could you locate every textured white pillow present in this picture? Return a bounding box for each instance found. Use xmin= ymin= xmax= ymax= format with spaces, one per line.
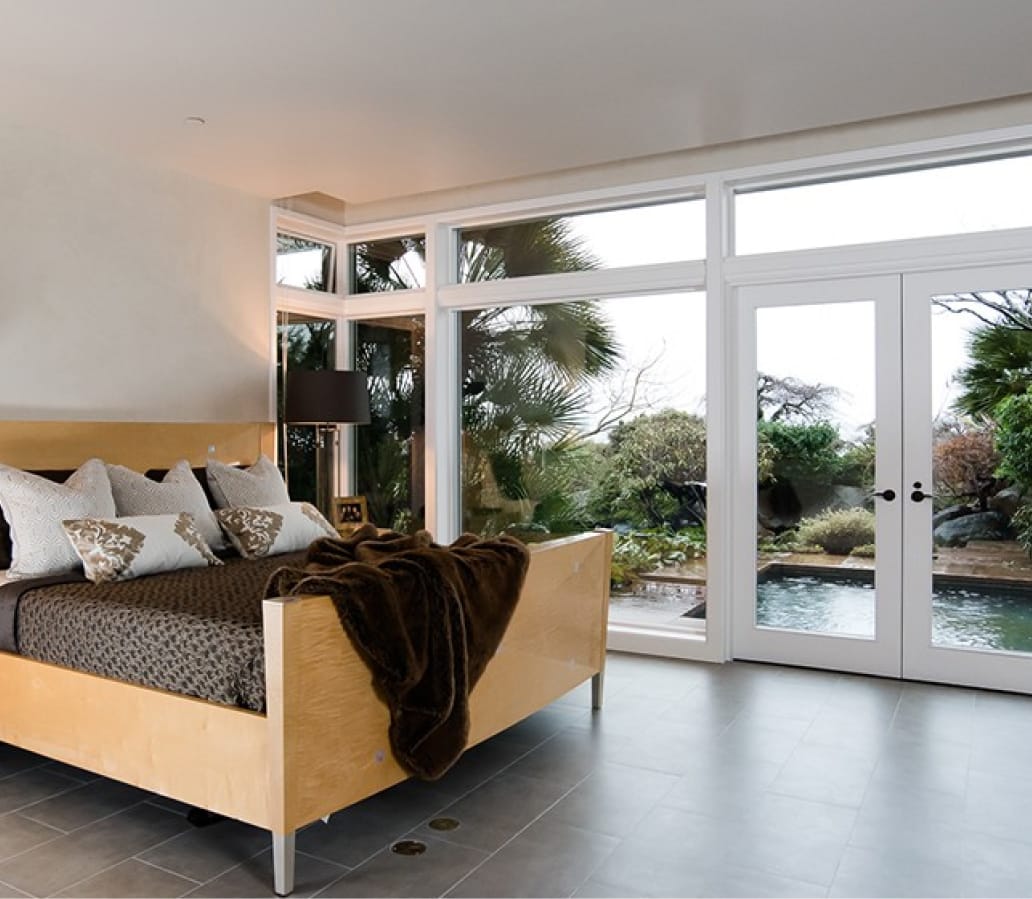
xmin=206 ymin=455 xmax=290 ymax=509
xmin=63 ymin=512 xmax=222 ymax=583
xmin=216 ymin=502 xmax=336 ymax=559
xmin=0 ymin=459 xmax=116 ymax=578
xmin=108 ymin=460 xmax=226 ymax=551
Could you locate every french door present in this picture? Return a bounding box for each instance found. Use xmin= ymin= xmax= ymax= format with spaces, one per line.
xmin=734 ymin=266 xmax=1032 ymax=694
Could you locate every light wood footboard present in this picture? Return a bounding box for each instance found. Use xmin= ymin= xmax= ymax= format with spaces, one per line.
xmin=261 ymin=529 xmax=612 ymax=893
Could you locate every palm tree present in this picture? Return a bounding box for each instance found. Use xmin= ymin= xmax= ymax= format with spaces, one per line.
xmin=954 ymin=324 xmax=1032 ymax=418
xmin=351 ymin=219 xmax=622 ymax=535
xmin=937 ymin=290 xmax=1032 ymax=418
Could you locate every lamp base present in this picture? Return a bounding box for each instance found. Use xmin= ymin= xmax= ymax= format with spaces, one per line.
xmin=314 ymin=424 xmax=338 ymax=521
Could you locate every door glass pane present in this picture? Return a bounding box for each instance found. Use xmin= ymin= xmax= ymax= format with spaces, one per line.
xmin=459 ymin=292 xmax=707 ymax=635
xmin=931 ymin=289 xmax=1032 ymax=654
xmin=755 ymin=301 xmax=877 ymax=638
xmin=354 ymin=316 xmax=426 ymax=532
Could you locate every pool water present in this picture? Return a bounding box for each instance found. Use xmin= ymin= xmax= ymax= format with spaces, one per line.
xmin=756 ymin=572 xmax=1032 ymax=653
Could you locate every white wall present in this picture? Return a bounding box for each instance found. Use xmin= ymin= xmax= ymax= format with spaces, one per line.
xmin=0 ymin=124 xmax=271 ymax=422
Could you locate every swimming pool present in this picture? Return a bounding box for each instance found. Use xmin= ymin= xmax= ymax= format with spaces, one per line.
xmin=755 ymin=567 xmax=1032 ymax=653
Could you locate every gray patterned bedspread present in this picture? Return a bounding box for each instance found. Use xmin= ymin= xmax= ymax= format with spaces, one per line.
xmin=0 ymin=553 xmax=305 ymax=711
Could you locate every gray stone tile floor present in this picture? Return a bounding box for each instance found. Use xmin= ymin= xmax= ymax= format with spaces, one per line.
xmin=2 ymin=652 xmax=1032 ymax=896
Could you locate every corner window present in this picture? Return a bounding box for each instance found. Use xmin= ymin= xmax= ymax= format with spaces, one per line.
xmin=350 ymin=235 xmax=426 ymax=293
xmin=276 ymin=232 xmax=335 ymax=292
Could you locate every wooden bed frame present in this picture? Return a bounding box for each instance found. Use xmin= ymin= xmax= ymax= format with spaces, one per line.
xmin=0 ymin=422 xmax=612 ymax=895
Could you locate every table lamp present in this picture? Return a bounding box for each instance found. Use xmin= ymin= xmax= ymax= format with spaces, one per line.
xmin=284 ymin=370 xmax=370 ymax=520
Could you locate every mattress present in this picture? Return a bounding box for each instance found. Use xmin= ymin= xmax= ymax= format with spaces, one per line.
xmin=0 ymin=552 xmax=305 ymax=711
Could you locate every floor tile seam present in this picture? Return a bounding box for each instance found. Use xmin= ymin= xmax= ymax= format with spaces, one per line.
xmin=0 ymin=763 xmax=55 ymax=785
xmin=48 ymin=849 xmax=201 ymax=899
xmin=131 ymin=855 xmax=205 ymax=886
xmin=0 ymin=800 xmax=193 ymax=896
xmin=298 ymin=733 xmax=558 ymax=872
xmin=0 ymin=810 xmax=67 ymax=842
xmin=0 ymin=878 xmax=28 ymax=899
xmin=176 ymin=845 xmax=271 ymax=896
xmin=21 ymin=797 xmax=155 ymax=841
xmin=0 ymin=771 xmax=92 ymax=818
xmin=437 ymin=771 xmax=597 ymax=898
xmin=0 ymin=801 xmax=152 ymax=870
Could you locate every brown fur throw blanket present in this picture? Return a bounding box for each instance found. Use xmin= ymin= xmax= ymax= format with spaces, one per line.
xmin=266 ymin=524 xmax=531 ymax=780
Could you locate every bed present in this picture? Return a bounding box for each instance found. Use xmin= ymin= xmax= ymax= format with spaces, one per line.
xmin=0 ymin=421 xmax=612 ymax=895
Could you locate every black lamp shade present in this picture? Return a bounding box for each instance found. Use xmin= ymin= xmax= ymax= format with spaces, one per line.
xmin=284 ymin=370 xmax=371 ymax=425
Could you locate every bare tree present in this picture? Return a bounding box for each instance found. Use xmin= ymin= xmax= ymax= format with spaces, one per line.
xmin=757 ymin=373 xmax=840 ymax=423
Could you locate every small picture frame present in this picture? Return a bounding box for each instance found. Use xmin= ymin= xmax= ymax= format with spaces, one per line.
xmin=333 ymin=495 xmax=369 ymax=527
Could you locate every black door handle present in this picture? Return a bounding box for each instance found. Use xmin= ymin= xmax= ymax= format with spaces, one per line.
xmin=911 ymin=489 xmax=934 ymax=502
xmin=872 ymin=489 xmax=896 ymax=501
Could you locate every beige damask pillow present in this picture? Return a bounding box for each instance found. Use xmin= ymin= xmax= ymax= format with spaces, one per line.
xmin=62 ymin=512 xmax=222 ymax=583
xmin=107 ymin=460 xmax=227 ymax=551
xmin=216 ymin=502 xmax=336 ymax=559
xmin=0 ymin=459 xmax=116 ymax=578
xmin=206 ymin=455 xmax=290 ymax=509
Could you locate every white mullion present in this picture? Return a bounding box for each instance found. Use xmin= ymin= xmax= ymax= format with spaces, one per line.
xmin=705 ymin=175 xmax=731 ymax=663
xmin=424 ymin=223 xmax=459 ymax=541
xmin=724 ymin=223 xmax=1032 ymax=287
xmin=438 ymin=260 xmax=705 ymax=311
xmin=337 ymin=290 xmax=428 ymax=320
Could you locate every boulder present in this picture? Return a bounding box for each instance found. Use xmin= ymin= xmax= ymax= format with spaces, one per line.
xmin=932 ymin=504 xmax=974 ymax=529
xmin=988 ymin=486 xmax=1024 ymax=519
xmin=933 ymin=510 xmax=1013 ymax=547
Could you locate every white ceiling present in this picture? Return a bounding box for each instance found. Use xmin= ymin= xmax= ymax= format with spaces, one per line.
xmin=3 ymin=0 xmax=1032 ymax=206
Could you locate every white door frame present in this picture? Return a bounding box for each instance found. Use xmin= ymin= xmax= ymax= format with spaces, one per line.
xmin=732 ymin=275 xmax=903 ymax=677
xmin=903 ymin=263 xmax=1032 ymax=693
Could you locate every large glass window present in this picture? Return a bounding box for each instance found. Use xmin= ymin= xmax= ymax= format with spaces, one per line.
xmin=276 ymin=311 xmax=336 ymax=503
xmin=276 ymin=233 xmax=335 ymax=291
xmin=736 ymin=153 xmax=1032 ymax=255
xmin=458 ymin=199 xmax=704 ymax=282
xmin=350 ymin=235 xmax=426 ymax=292
xmin=354 ymin=316 xmax=426 ymax=532
xmin=460 ymin=292 xmax=707 ymax=634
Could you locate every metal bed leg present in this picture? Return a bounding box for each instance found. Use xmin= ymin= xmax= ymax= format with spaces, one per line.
xmin=591 ymin=671 xmax=604 ymax=710
xmin=272 ymin=831 xmax=296 ymax=897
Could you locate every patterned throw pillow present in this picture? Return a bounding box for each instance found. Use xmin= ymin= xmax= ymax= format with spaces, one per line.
xmin=205 ymin=455 xmax=290 ymax=509
xmin=0 ymin=459 xmax=116 ymax=578
xmin=108 ymin=460 xmax=227 ymax=551
xmin=62 ymin=513 xmax=222 ymax=583
xmin=216 ymin=502 xmax=336 ymax=559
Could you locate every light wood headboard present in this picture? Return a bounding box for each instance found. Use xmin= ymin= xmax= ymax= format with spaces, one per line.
xmin=0 ymin=422 xmax=276 ymax=471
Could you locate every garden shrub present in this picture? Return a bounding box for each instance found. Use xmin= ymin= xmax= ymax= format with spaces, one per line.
xmin=1012 ymin=504 xmax=1032 ymax=556
xmin=850 ymin=543 xmax=876 ymax=558
xmin=758 ymin=420 xmax=843 ymax=485
xmin=796 ymin=508 xmax=876 ymax=555
xmin=932 ymin=426 xmax=1000 ymax=510
xmin=610 ymin=528 xmax=706 ymax=587
xmin=995 ymin=390 xmax=1032 ymax=490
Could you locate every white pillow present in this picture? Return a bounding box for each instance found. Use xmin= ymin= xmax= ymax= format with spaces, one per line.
xmin=62 ymin=512 xmax=222 ymax=584
xmin=216 ymin=502 xmax=336 ymax=559
xmin=0 ymin=459 xmax=116 ymax=578
xmin=206 ymin=455 xmax=290 ymax=509
xmin=107 ymin=460 xmax=226 ymax=551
